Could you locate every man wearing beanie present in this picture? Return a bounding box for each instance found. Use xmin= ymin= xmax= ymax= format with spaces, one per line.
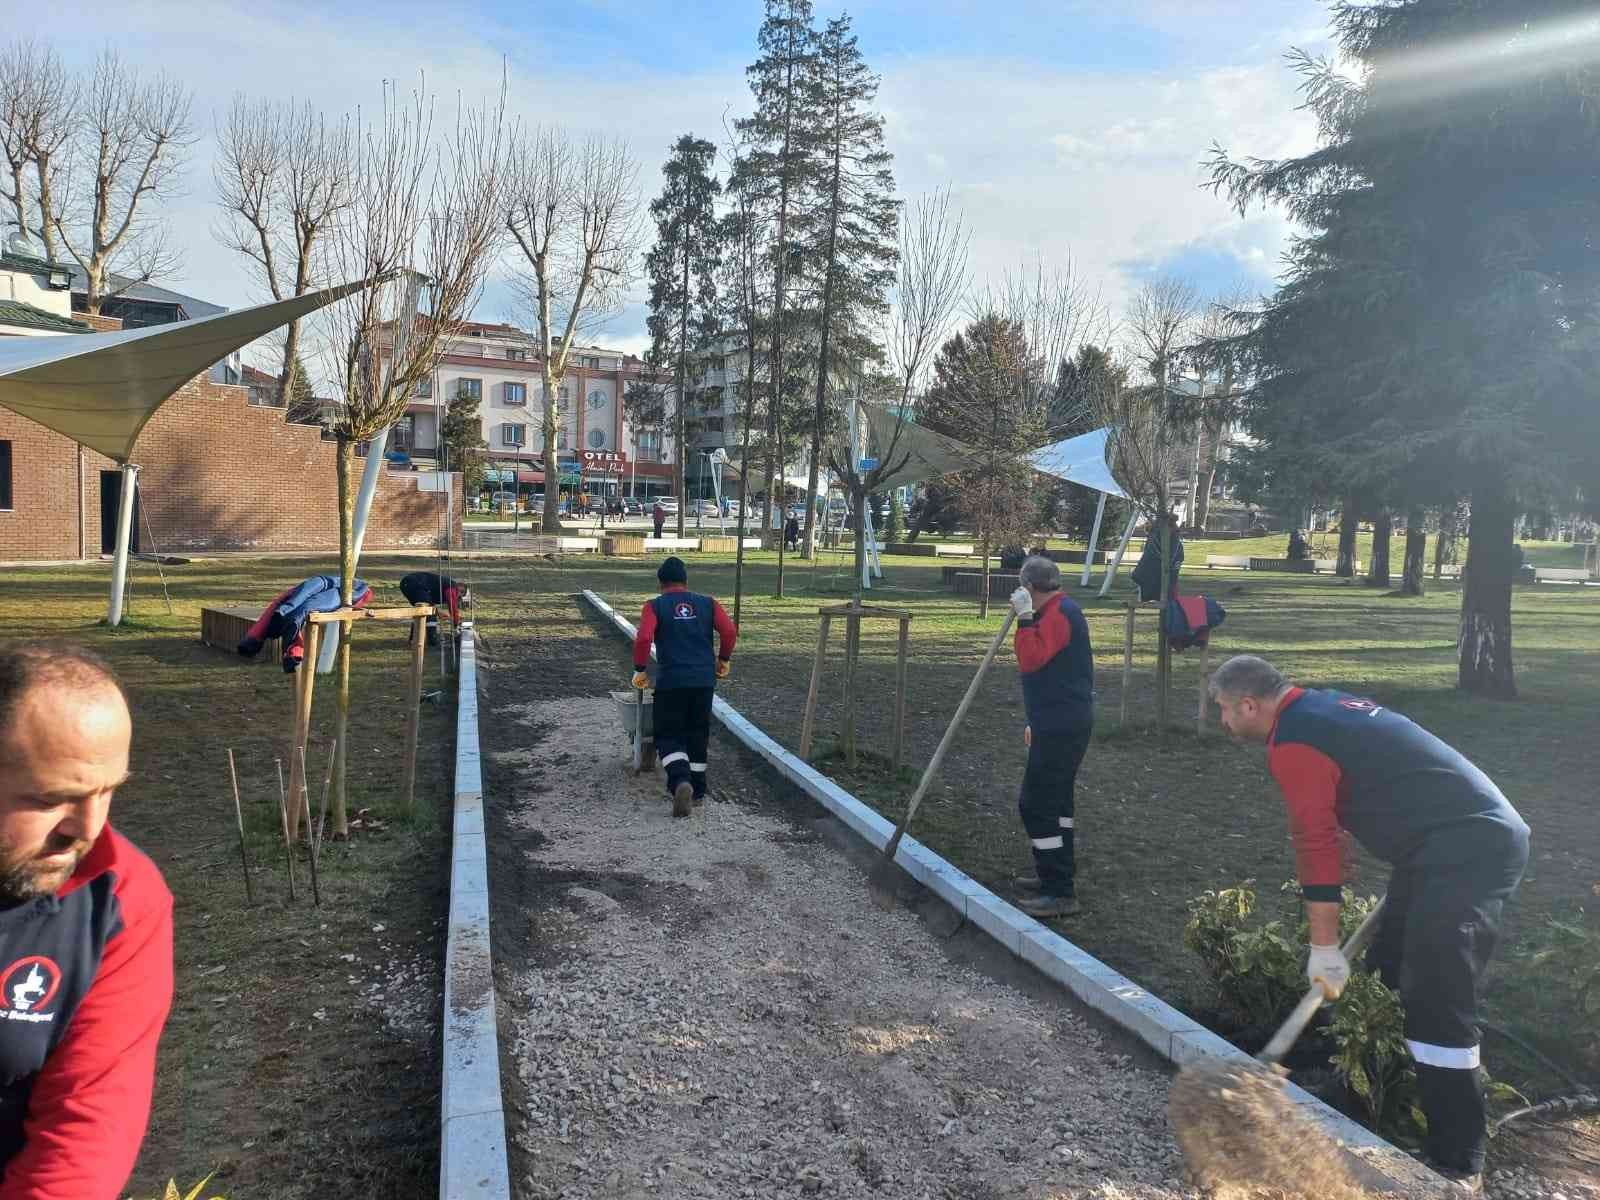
xmin=632 ymin=557 xmax=738 ymax=816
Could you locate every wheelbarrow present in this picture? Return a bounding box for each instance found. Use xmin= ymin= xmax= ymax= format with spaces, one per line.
xmin=611 ymin=689 xmax=656 ymax=772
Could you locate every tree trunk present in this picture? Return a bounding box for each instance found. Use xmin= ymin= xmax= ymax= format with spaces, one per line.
xmin=1336 ymin=494 xmax=1360 ymax=577
xmin=774 ymin=425 xmax=787 ymax=598
xmin=1366 ymin=509 xmax=1392 ymax=588
xmin=1156 ymin=519 xmax=1171 ymax=730
xmin=1401 ymin=507 xmax=1427 ymax=596
xmin=675 ymin=238 xmax=690 ymax=539
xmin=278 ymin=318 xmax=303 ymax=410
xmin=733 ymin=348 xmax=757 ymax=626
xmin=853 ymin=477 xmax=867 ymax=608
xmin=333 ymin=436 xmax=358 ymax=838
xmin=1459 ymin=480 xmax=1517 ymax=698
xmin=978 ymin=526 xmax=991 ymax=620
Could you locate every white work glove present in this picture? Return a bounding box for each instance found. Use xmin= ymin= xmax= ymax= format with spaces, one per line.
xmin=1307 ymin=944 xmax=1350 ymax=999
xmin=1009 ymin=587 xmax=1034 ymax=617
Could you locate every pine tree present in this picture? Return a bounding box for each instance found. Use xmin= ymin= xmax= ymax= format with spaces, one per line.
xmin=737 ymin=0 xmax=822 ymax=595
xmin=644 ymin=134 xmax=722 ymax=537
xmin=795 ymin=13 xmax=898 ymax=558
xmin=441 ymin=381 xmax=487 ymax=497
xmin=1208 ymin=0 xmax=1600 ymax=697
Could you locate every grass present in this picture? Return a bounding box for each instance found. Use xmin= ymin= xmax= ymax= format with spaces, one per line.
xmin=0 ymin=556 xmax=459 ymax=1198
xmin=557 ymin=541 xmax=1599 ymax=1103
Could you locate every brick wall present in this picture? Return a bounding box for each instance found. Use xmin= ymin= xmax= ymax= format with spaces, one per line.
xmin=1 ymin=373 xmax=461 ymax=560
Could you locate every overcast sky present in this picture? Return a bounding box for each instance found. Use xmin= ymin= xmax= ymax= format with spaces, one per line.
xmin=38 ymin=0 xmax=1334 ymax=359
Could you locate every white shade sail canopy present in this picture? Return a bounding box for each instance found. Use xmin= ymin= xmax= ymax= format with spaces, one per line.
xmin=1027 ymin=427 xmax=1128 ymax=499
xmin=859 ymin=403 xmax=976 ymax=486
xmin=0 ymin=278 xmax=378 ymax=463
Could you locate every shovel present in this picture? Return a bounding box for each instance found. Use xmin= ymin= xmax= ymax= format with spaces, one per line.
xmin=1168 ymin=896 xmax=1387 ymax=1195
xmin=868 ymin=608 xmax=1018 ymax=910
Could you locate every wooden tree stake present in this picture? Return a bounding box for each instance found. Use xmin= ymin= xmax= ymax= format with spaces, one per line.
xmin=401 ymin=615 xmax=427 ymax=815
xmin=1120 ymin=602 xmax=1136 ymax=728
xmin=298 ymin=746 xmax=322 ymax=907
xmin=226 ymin=749 xmax=254 ymax=905
xmin=286 ymin=620 xmax=323 ymax=841
xmin=1196 ymin=640 xmax=1211 ymax=736
xmin=799 ymin=615 xmax=832 ymax=759
xmin=892 ymin=616 xmax=910 ymax=772
xmin=274 ymin=757 xmax=297 ymax=902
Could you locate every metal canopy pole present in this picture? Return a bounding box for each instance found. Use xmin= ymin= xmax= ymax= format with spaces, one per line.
xmin=106 ymin=463 xmax=140 ymax=626
xmin=1098 ymin=507 xmax=1139 ymax=598
xmin=1082 ymin=492 xmax=1108 ymax=587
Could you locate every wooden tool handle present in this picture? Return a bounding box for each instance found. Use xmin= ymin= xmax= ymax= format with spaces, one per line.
xmin=1258 ymin=897 xmax=1387 ymax=1067
xmin=883 ymin=607 xmax=1018 ymax=859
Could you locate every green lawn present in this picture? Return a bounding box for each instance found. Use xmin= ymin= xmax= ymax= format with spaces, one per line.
xmin=0 ymin=557 xmax=457 ymax=1198
xmin=548 ymin=544 xmax=1599 ymax=1100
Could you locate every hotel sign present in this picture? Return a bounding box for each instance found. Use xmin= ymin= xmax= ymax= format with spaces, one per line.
xmin=579 ymin=449 xmax=629 ymax=469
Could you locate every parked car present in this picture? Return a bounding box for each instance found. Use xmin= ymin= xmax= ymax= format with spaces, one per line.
xmin=695 ymin=499 xmax=720 ymax=517
xmin=656 ymin=497 xmax=680 ymax=514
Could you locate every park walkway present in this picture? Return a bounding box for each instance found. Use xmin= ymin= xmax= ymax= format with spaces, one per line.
xmin=477 ymin=596 xmax=1193 ymax=1200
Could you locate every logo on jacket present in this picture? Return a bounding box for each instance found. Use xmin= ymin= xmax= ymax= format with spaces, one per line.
xmin=0 ymin=956 xmax=62 ymax=1022
xmin=1339 ymin=698 xmax=1383 ymax=716
xmin=673 ymin=601 xmax=696 ymax=621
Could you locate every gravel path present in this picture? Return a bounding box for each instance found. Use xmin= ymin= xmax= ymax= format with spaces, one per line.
xmin=478 ymin=605 xmax=1597 ymax=1200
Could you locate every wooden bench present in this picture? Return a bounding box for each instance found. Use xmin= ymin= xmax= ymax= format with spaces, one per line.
xmin=1250 ymin=557 xmax=1315 ymax=573
xmin=643 ymin=537 xmax=700 ymax=551
xmin=884 ymin=542 xmax=938 ymax=557
xmin=1313 ymin=558 xmax=1339 ymax=573
xmin=200 ymin=604 xmax=278 ymax=662
xmin=1534 ymin=567 xmax=1593 ymax=584
xmin=1204 ymin=554 xmax=1252 ymax=569
xmin=932 ymin=543 xmax=977 ymax=557
xmin=1436 ymin=563 xmax=1462 ymax=579
xmin=557 ymin=536 xmax=599 ymax=552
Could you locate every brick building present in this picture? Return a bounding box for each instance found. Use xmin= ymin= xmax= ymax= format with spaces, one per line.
xmin=0 ymin=244 xmax=459 ymax=561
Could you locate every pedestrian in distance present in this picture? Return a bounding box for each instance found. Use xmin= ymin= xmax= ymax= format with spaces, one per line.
xmin=0 ymin=643 xmax=174 ymax=1197
xmin=652 ymin=502 xmax=666 ymax=538
xmin=631 ymin=557 xmax=738 ymax=817
xmin=784 ymin=514 xmax=800 ymax=553
xmin=1209 ymin=654 xmax=1530 ymax=1192
xmin=1008 ymin=556 xmax=1095 ymax=918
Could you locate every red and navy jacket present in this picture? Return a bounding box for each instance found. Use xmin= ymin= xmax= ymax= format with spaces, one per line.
xmin=634 ymin=586 xmax=737 ymax=690
xmin=1014 ymin=592 xmax=1095 ymax=733
xmin=1268 ymin=688 xmax=1530 ymax=901
xmin=0 ymin=826 xmax=173 ymax=1199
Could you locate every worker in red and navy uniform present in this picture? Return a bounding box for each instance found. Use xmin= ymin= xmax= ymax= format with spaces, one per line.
xmin=1008 ymin=556 xmax=1095 ymax=919
xmin=399 ymin=571 xmax=470 ymax=647
xmin=632 ymin=557 xmax=737 ymax=817
xmin=1210 ymin=654 xmax=1529 ymax=1191
xmin=0 ymin=642 xmax=174 ymax=1199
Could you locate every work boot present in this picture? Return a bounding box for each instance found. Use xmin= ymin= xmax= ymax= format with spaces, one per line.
xmin=1016 ymin=893 xmax=1080 ymax=919
xmin=1011 ymin=873 xmax=1044 ymax=894
xmin=672 ymin=782 xmax=694 ymax=818
xmin=1427 ymin=1163 xmax=1482 ymax=1196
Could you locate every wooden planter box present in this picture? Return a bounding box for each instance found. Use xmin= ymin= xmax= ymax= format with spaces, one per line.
xmin=951 ymin=571 xmax=1021 ymax=598
xmin=201 ymin=604 xmax=279 ymax=662
xmin=698 ymin=536 xmax=738 ymax=553
xmin=602 ymin=534 xmax=646 ymax=556
xmin=885 ymin=542 xmax=938 ymax=557
xmin=1249 ymin=557 xmax=1315 ymax=573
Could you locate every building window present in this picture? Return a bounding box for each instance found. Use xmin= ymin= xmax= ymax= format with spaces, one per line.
xmin=587 ymin=389 xmax=606 ymax=410
xmin=506 ymin=347 xmax=527 ymax=361
xmin=558 ymin=387 xmax=570 ymax=413
xmin=584 ymin=355 xmax=600 ymax=369
xmin=505 ymin=382 xmax=527 ymax=406
xmin=638 ymin=430 xmax=660 ymax=453
xmin=0 ymin=440 xmax=11 ymax=510
xmin=702 ymin=416 xmax=724 ymax=433
xmin=501 ymin=423 xmax=525 ymax=447
xmin=588 ymin=428 xmax=607 ymax=449
xmin=455 ymin=377 xmax=482 ymax=401
xmin=415 ymin=376 xmax=433 ymax=399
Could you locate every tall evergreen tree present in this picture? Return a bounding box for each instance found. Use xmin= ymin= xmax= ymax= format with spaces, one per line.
xmin=440 ymin=380 xmax=487 ymax=497
xmin=1208 ymin=0 xmax=1600 ymax=697
xmin=737 ymin=0 xmax=821 ymax=593
xmin=644 ymin=134 xmax=722 ymax=537
xmin=796 ymin=13 xmax=899 ymax=558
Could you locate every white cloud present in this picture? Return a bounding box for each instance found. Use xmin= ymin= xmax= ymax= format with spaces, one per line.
xmin=35 ymin=0 xmax=1320 ymax=353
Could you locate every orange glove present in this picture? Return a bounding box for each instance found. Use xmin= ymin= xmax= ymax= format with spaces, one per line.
xmin=715 ymin=658 xmax=731 ymax=679
xmin=631 ymin=670 xmax=650 ymax=690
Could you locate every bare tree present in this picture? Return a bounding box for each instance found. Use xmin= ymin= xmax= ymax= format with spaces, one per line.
xmin=828 ymin=189 xmax=969 ymax=604
xmin=1095 ymin=274 xmax=1200 ymax=729
xmin=0 ymin=39 xmax=75 ymax=257
xmin=311 ymin=79 xmax=509 ymax=837
xmin=48 ymin=50 xmax=195 ymax=313
xmin=504 ymin=127 xmax=643 ymax=532
xmin=215 ymin=95 xmax=353 ymax=410
xmin=981 ymin=255 xmax=1109 ymax=435
xmin=1183 ymin=285 xmax=1253 ymax=530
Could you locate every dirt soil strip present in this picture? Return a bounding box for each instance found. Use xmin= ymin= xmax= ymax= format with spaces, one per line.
xmin=481 ymin=604 xmax=1195 ymax=1200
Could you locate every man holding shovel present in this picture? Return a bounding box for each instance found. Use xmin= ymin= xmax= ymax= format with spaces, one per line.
xmin=1009 ymin=556 xmax=1095 ymax=919
xmin=1210 ymin=654 xmax=1530 ymax=1190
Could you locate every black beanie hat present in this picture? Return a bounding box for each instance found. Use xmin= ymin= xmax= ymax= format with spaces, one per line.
xmin=658 ymin=556 xmax=688 ymax=584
